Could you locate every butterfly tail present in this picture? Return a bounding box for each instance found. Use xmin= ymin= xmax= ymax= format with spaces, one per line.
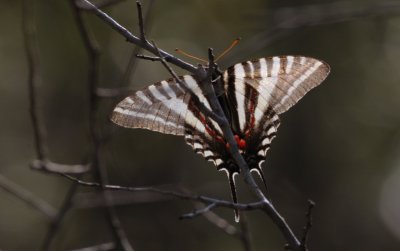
xmin=228 ymin=172 xmax=240 ymax=222
xmin=258 ymin=169 xmax=268 ymax=192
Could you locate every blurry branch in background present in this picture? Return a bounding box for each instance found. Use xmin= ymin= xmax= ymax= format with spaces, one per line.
xmin=22 ymin=0 xmax=47 ymax=162
xmin=23 ymin=0 xmax=89 ymax=175
xmin=69 ymin=0 xmax=134 ymax=250
xmin=22 ymin=0 xmax=134 ymax=249
xmin=0 ymin=174 xmax=56 ymax=220
xmin=22 ymin=0 xmax=91 ymax=250
xmin=238 ymin=0 xmax=400 ymax=57
xmin=42 ymin=182 xmax=79 ymax=250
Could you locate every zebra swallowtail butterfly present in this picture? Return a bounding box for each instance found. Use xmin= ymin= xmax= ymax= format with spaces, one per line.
xmin=111 ymin=56 xmax=330 ymax=222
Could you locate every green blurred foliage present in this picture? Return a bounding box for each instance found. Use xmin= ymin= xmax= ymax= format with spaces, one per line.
xmin=1 ymin=0 xmax=400 ymax=250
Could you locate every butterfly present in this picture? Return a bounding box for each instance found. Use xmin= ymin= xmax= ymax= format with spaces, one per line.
xmin=111 ymin=55 xmax=330 ymax=222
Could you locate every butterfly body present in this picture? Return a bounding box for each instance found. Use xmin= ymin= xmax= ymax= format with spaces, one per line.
xmin=111 ymin=56 xmax=330 ymax=221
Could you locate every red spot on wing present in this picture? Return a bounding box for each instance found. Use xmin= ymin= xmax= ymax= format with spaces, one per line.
xmin=193 ymin=105 xmax=226 ymax=145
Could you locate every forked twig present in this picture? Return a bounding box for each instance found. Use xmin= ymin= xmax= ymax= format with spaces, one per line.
xmin=180 ymin=203 xmax=218 ymax=220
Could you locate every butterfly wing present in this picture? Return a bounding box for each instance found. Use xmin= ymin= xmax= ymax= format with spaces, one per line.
xmin=222 ymin=55 xmax=330 ymax=176
xmin=112 ymin=75 xmax=205 ymax=136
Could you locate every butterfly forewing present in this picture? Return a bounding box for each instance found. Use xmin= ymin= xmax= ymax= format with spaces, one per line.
xmin=112 ymin=76 xmax=213 ymax=136
xmin=224 ymin=56 xmax=330 ymax=117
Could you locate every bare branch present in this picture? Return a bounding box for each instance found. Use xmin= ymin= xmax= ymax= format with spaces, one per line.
xmin=0 ymin=173 xmax=56 ymax=220
xmin=62 ymin=174 xmax=265 ymax=211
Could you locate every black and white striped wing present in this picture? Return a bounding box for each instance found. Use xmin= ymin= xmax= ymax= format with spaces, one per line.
xmin=111 ymin=75 xmax=222 ymax=136
xmin=224 ymin=56 xmax=330 ymax=114
xmin=222 ymin=56 xmax=330 ymax=170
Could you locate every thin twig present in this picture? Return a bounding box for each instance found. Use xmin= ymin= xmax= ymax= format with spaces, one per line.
xmin=0 ymin=173 xmax=57 ymax=220
xmin=300 ymin=200 xmax=315 ymax=249
xmin=180 ymin=203 xmax=218 ymax=220
xmin=136 ymin=0 xmax=146 ymax=40
xmin=120 ymin=0 xmax=156 ymax=87
xmin=62 ymin=174 xmax=265 ymax=211
xmin=239 ymin=212 xmax=253 ymax=251
xmin=135 ymin=54 xmax=162 ymax=61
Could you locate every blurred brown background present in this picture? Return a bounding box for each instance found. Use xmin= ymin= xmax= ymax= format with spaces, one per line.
xmin=1 ymin=0 xmax=400 ymax=250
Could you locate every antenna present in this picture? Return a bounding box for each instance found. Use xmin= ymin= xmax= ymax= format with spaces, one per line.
xmin=174 ymin=37 xmax=241 ymax=64
xmin=215 ymin=37 xmax=241 ymax=62
xmin=174 ymin=48 xmax=208 ymax=64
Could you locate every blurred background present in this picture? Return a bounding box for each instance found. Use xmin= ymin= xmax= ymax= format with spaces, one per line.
xmin=1 ymin=0 xmax=400 ymax=250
